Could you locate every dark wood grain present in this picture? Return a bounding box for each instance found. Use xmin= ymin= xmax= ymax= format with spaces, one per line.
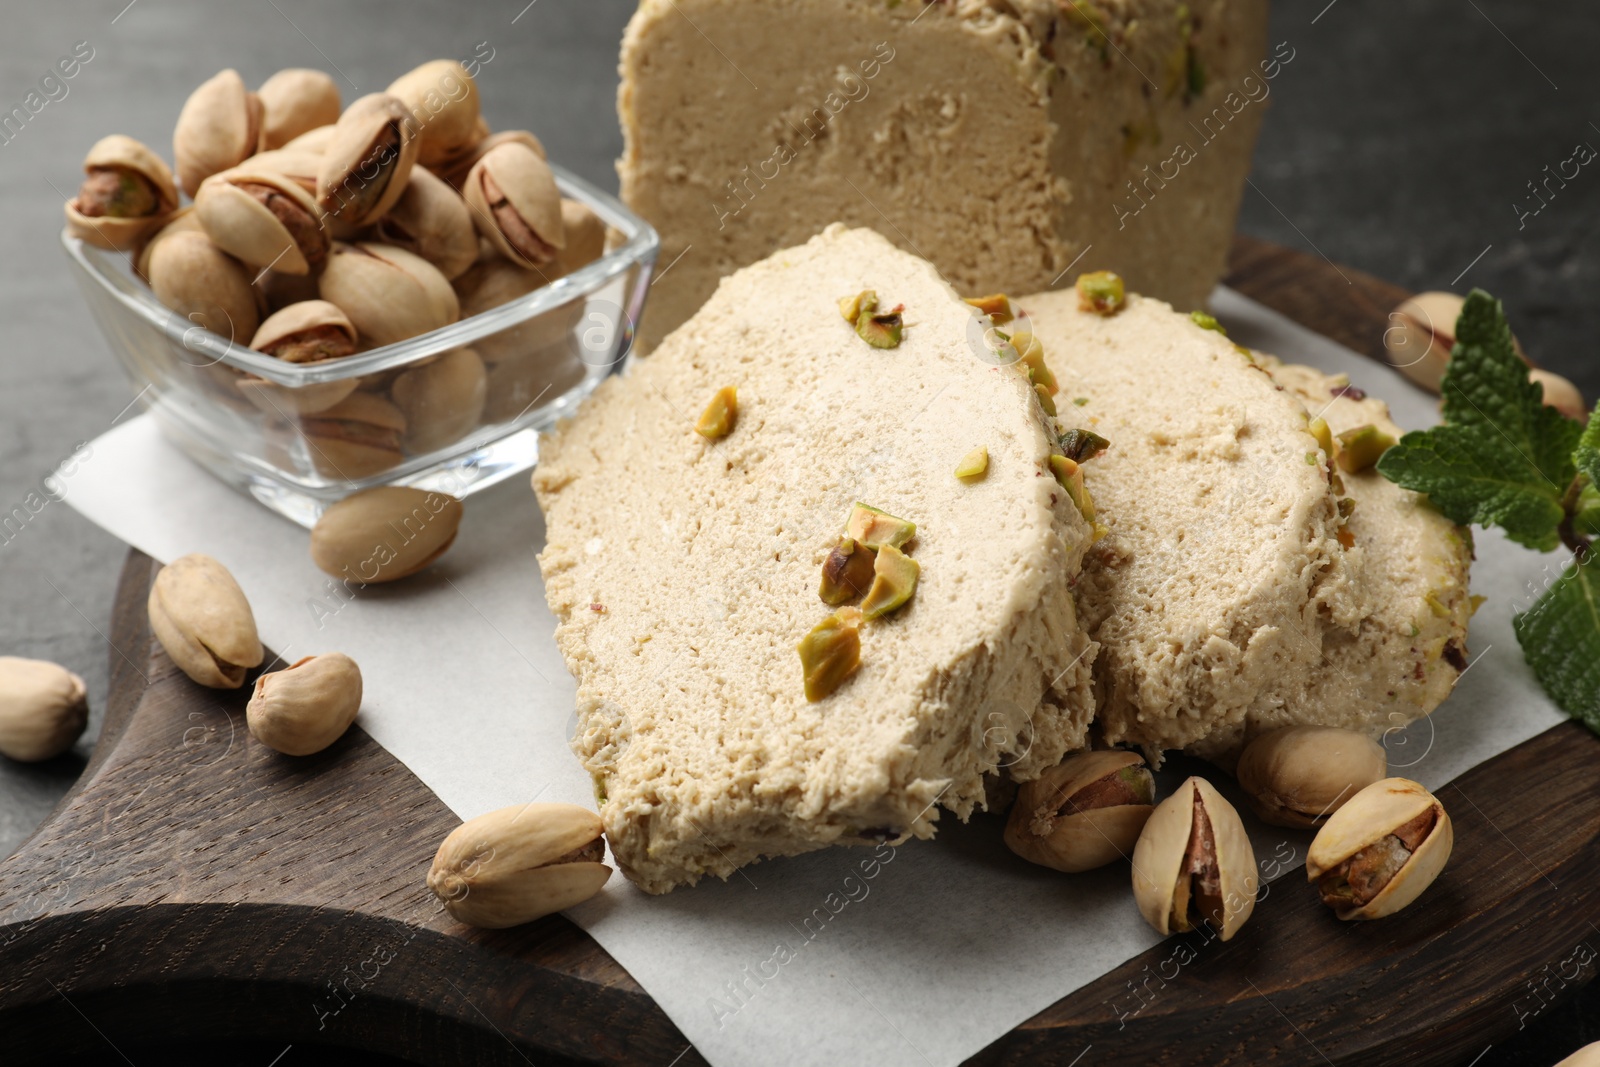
xmin=2 ymin=239 xmax=1595 ymax=1066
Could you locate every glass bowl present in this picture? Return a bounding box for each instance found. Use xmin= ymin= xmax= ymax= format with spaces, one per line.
xmin=63 ymin=164 xmax=658 ymax=527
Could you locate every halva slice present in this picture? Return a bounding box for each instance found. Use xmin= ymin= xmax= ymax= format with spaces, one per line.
xmin=535 ymin=225 xmax=1099 ymax=893
xmin=1182 ymin=359 xmax=1476 ymax=761
xmin=1021 ymin=287 xmax=1362 ymax=756
xmin=619 ymin=0 xmax=1274 ymax=349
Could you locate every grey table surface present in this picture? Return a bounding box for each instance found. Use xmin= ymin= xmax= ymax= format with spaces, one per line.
xmin=1 ymin=1 xmax=1596 ymax=1064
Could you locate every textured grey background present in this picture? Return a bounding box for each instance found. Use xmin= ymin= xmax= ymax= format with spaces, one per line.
xmin=0 ymin=1 xmax=1595 ymax=1063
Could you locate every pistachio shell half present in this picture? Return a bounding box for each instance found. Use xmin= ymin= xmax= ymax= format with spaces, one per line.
xmin=196 ymin=167 xmax=329 ymax=276
xmin=371 ymin=165 xmax=478 ymax=281
xmin=427 ymin=803 xmax=611 ymax=928
xmin=0 ymin=657 xmax=90 ymax=762
xmin=1235 ymin=726 xmax=1387 ymax=829
xmin=144 ymin=230 xmax=261 ymax=344
xmin=147 ymin=553 xmax=264 ymax=689
xmin=173 ymin=69 xmax=263 ymax=197
xmin=463 ymin=142 xmax=565 ymax=269
xmin=391 ymin=346 xmax=487 ymax=453
xmin=309 ymin=485 xmax=464 ymax=582
xmin=247 ymin=652 xmax=362 ymax=756
xmin=1307 ymin=777 xmax=1452 ymax=921
xmin=1131 ymin=776 xmax=1257 ymax=941
xmin=65 ymin=135 xmax=178 ymax=251
xmin=318 ymin=241 xmax=459 ymax=348
xmin=386 ymin=59 xmax=482 ymax=167
xmin=1005 ymin=750 xmax=1155 ymax=873
xmin=316 ymin=93 xmax=419 ymax=226
xmin=257 ymin=68 xmax=342 ymax=150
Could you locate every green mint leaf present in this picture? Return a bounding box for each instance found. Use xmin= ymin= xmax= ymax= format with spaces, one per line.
xmin=1377 ymin=290 xmax=1580 ymax=552
xmin=1514 ymin=554 xmax=1600 ymax=733
xmin=1576 ymin=401 xmax=1600 ymax=488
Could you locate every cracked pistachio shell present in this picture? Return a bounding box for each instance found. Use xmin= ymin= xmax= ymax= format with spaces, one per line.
xmin=392 ymin=347 xmax=487 ymax=454
xmin=318 ymin=241 xmax=458 ymax=348
xmin=147 ymin=553 xmax=264 ymax=689
xmin=1306 ymin=778 xmax=1452 ymax=921
xmin=1004 ymin=750 xmax=1155 ymax=873
xmin=555 ymin=198 xmax=606 ymax=276
xmin=428 ymin=803 xmax=611 ymax=928
xmin=196 ymin=167 xmax=329 ymax=275
xmin=316 ymin=93 xmax=418 ymax=227
xmin=237 ymin=301 xmax=360 ymax=416
xmin=257 ymin=68 xmax=342 ymax=150
xmin=144 ymin=230 xmax=261 ymax=344
xmin=439 ymin=128 xmax=544 ymax=190
xmin=1235 ymin=726 xmax=1387 ymax=829
xmin=372 ymin=166 xmax=478 ymax=281
xmin=301 ymin=390 xmax=406 ymax=479
xmin=386 ymin=59 xmax=482 ymax=167
xmin=1131 ymin=777 xmax=1257 ymax=941
xmin=247 ymin=653 xmax=362 ymax=756
xmin=310 ymin=485 xmax=463 ymax=582
xmin=463 ymin=142 xmax=565 ymax=269
xmin=173 ymin=69 xmax=264 ymax=197
xmin=65 ymin=135 xmax=179 ymax=251
xmin=0 ymin=657 xmax=89 ymax=762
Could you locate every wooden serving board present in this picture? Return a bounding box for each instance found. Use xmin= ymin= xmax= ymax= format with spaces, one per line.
xmin=3 ymin=238 xmax=1598 ymax=1066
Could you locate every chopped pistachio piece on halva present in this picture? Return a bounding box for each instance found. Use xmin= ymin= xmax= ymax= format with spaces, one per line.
xmin=846 ymin=502 xmax=915 ymax=550
xmin=860 ymin=543 xmax=919 ymax=621
xmin=695 ymin=386 xmax=737 ymax=439
xmin=798 ymin=607 xmax=862 ymax=702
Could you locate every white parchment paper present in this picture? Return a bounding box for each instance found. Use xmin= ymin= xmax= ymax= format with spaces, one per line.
xmin=62 ymin=288 xmax=1567 ymax=1067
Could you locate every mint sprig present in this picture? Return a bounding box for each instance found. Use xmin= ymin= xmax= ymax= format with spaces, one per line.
xmin=1377 ymin=291 xmax=1581 ymax=551
xmin=1375 ymin=290 xmax=1599 ymax=730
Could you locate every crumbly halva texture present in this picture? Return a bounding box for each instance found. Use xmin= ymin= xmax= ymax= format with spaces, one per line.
xmin=535 ymin=225 xmax=1098 ymax=893
xmin=620 ymin=0 xmax=1271 ymax=350
xmin=1021 ymin=288 xmax=1364 ymax=757
xmin=1189 ymin=358 xmax=1476 ymax=761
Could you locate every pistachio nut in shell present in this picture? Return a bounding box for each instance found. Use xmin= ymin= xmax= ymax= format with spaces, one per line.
xmin=427 ymin=803 xmax=610 ymax=928
xmin=385 ymin=59 xmax=482 ymax=167
xmin=1004 ymin=750 xmax=1155 ymax=873
xmin=1131 ymin=776 xmax=1257 ymax=941
xmin=463 ymin=141 xmax=565 ymax=269
xmin=145 ymin=230 xmax=260 ymax=344
xmin=65 ymin=135 xmax=178 ymax=251
xmin=453 ymin=257 xmax=580 ymax=364
xmin=439 ymin=128 xmax=545 ymax=190
xmin=147 ymin=553 xmax=264 ymax=689
xmin=241 ymin=148 xmax=323 ymax=196
xmin=310 ymin=486 xmax=463 ymax=583
xmin=316 ymin=92 xmax=419 ymax=226
xmin=281 ymin=124 xmax=337 ymax=155
xmin=301 ymin=390 xmax=406 ymax=479
xmin=0 ymin=657 xmax=89 ymax=762
xmin=247 ymin=653 xmax=362 ymax=756
xmin=1307 ymin=777 xmax=1452 ymax=921
xmin=1234 ymin=726 xmax=1387 ymax=829
xmin=1529 ymin=368 xmax=1587 ymax=422
xmin=133 ymin=206 xmax=205 ymax=282
xmin=173 ymin=68 xmax=263 ymax=197
xmin=237 ymin=300 xmax=360 ymax=416
xmin=319 ymin=241 xmax=459 ymax=348
xmin=1383 ymin=290 xmax=1528 ymax=394
xmin=196 ymin=167 xmax=329 ymax=276
xmin=371 ymin=165 xmax=478 ymax=280
xmin=257 ymin=68 xmax=342 ymax=150
xmin=391 ymin=347 xmax=487 ymax=453
xmin=556 ymin=198 xmax=606 ymax=276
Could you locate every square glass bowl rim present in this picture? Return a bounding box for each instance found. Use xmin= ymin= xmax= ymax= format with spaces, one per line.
xmin=62 ymin=163 xmax=659 ymax=387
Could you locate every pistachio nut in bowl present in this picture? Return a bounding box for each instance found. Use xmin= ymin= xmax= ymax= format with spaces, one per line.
xmin=63 ymin=162 xmax=657 ymax=527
